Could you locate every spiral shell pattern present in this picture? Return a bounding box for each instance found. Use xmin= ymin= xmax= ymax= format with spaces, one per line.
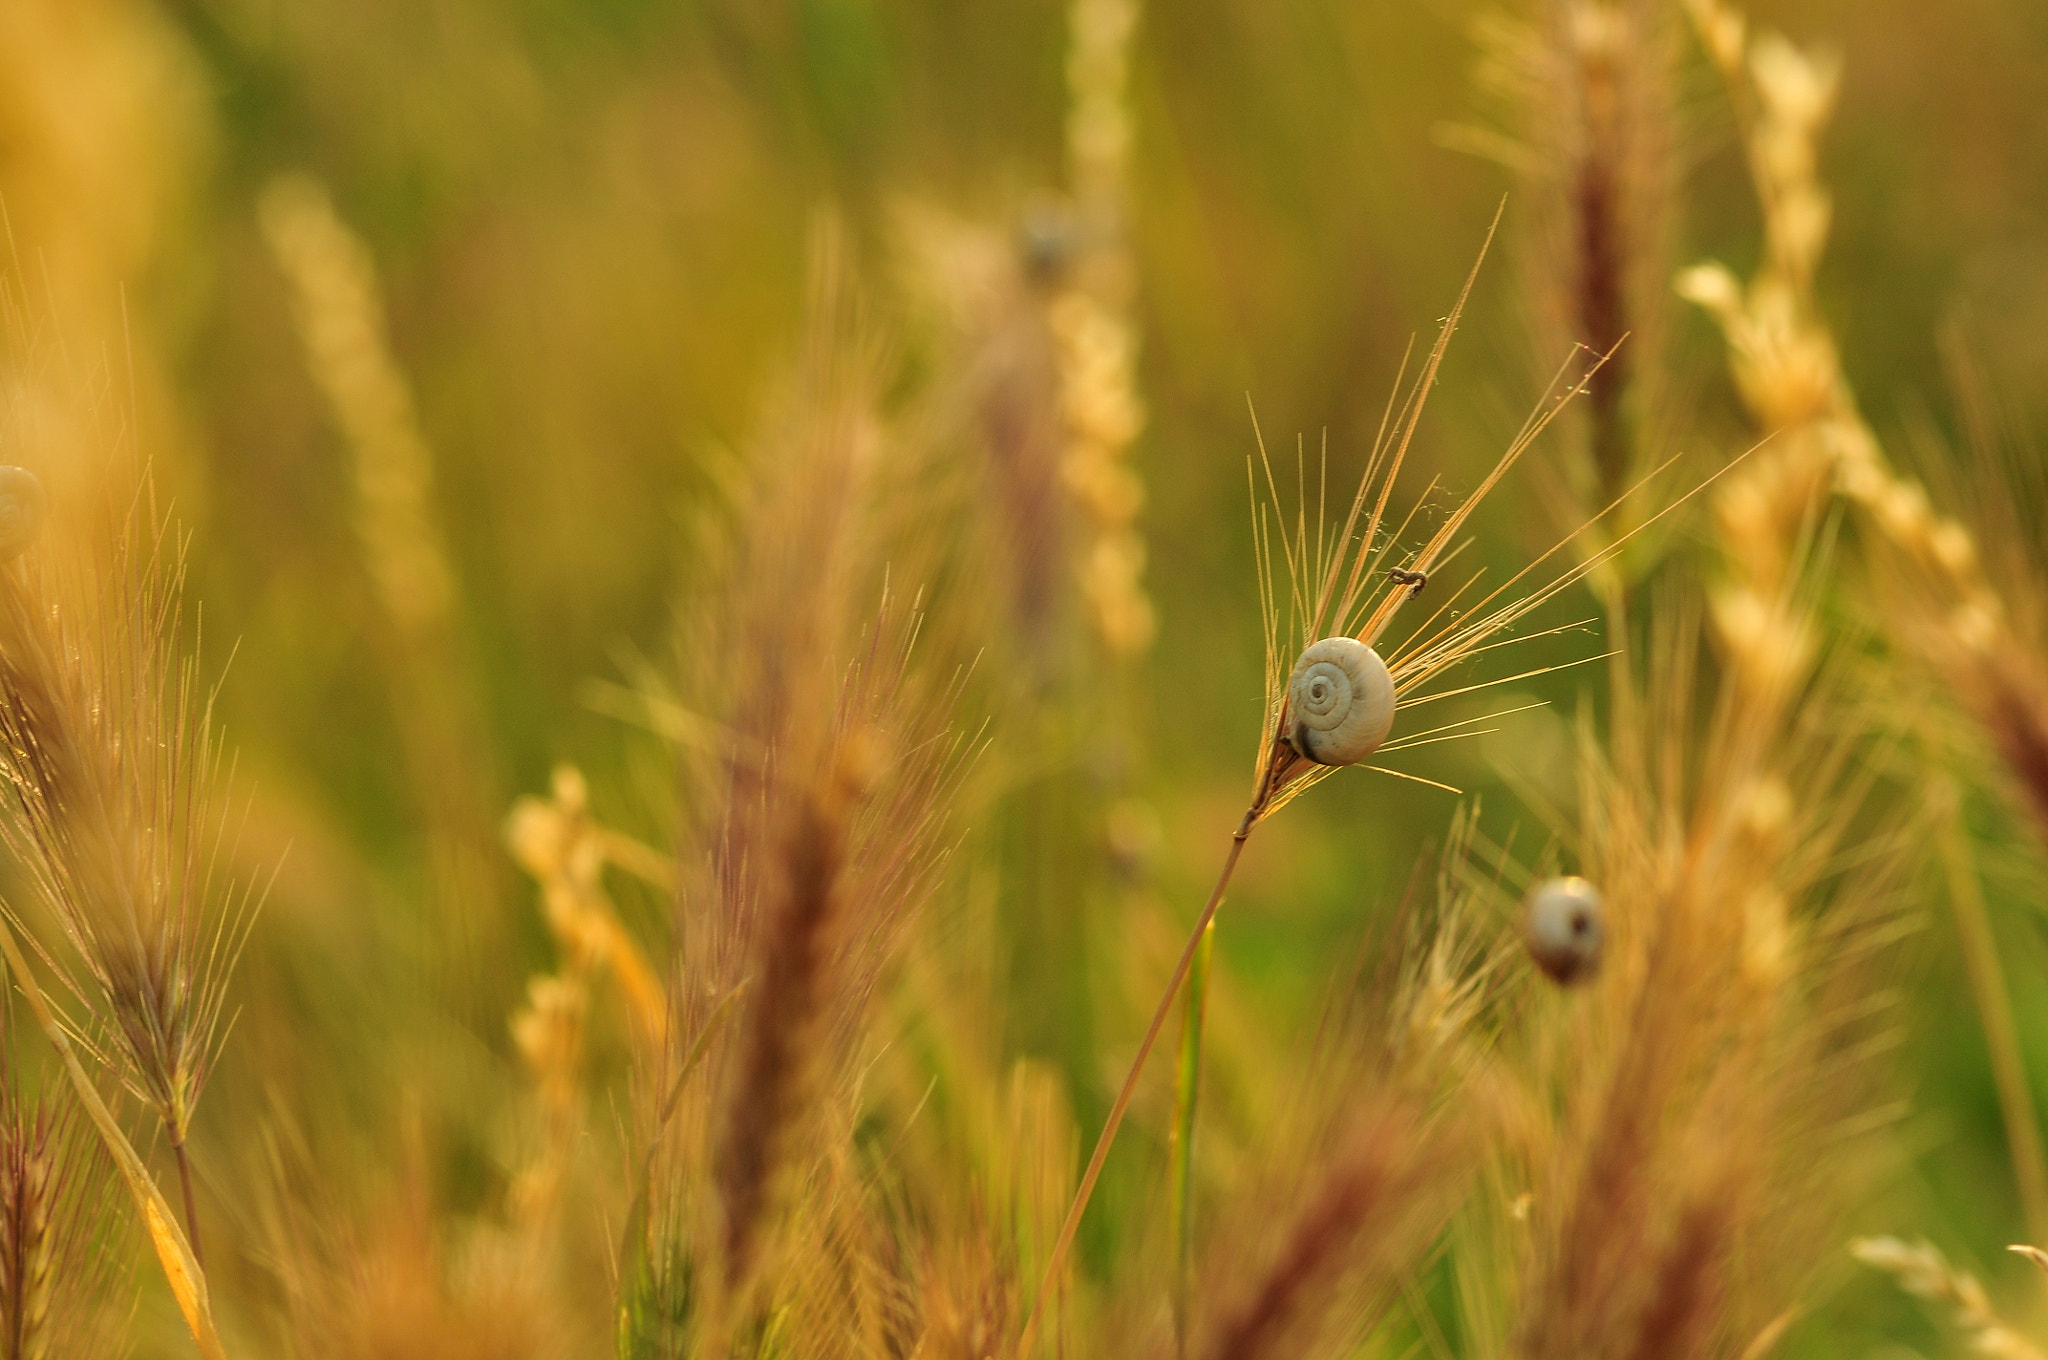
xmin=1286 ymin=636 xmax=1396 ymax=766
xmin=1524 ymin=876 xmax=1604 ymax=986
xmin=0 ymin=467 xmax=46 ymax=563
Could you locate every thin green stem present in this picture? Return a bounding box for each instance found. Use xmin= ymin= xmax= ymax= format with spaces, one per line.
xmin=172 ymin=1133 xmax=205 ymax=1269
xmin=1170 ymin=918 xmax=1216 ymax=1359
xmin=1938 ymin=794 xmax=2048 ymax=1245
xmin=1018 ymin=820 xmax=1252 ymax=1359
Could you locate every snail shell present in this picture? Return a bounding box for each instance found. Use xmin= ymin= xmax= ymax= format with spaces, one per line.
xmin=1524 ymin=876 xmax=1604 ymax=986
xmin=0 ymin=467 xmax=46 ymax=563
xmin=1286 ymin=636 xmax=1395 ymax=766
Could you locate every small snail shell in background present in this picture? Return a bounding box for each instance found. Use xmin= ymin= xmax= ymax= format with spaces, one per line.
xmin=1524 ymin=876 xmax=1604 ymax=986
xmin=0 ymin=467 xmax=46 ymax=562
xmin=1286 ymin=637 xmax=1396 ymax=766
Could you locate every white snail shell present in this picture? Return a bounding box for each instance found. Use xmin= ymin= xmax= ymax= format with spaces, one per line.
xmin=1524 ymin=876 xmax=1604 ymax=986
xmin=1286 ymin=636 xmax=1395 ymax=766
xmin=0 ymin=467 xmax=46 ymax=562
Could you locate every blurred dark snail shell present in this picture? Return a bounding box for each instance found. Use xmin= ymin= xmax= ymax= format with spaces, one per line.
xmin=0 ymin=467 xmax=46 ymax=562
xmin=1285 ymin=636 xmax=1396 ymax=766
xmin=1524 ymin=876 xmax=1605 ymax=986
xmin=1017 ymin=200 xmax=1080 ymax=285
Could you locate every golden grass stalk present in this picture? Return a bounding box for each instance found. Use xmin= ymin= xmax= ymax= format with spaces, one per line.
xmin=1675 ymin=1 xmax=1850 ymax=666
xmin=1196 ymin=1100 xmax=1448 ymax=1360
xmin=0 ymin=491 xmax=256 ymax=1272
xmin=867 ymin=888 xmax=1086 ymax=1356
xmin=0 ymin=1012 xmax=124 ymax=1360
xmin=918 ymin=1229 xmax=1018 ymax=1360
xmin=1059 ymin=0 xmax=1153 ymax=658
xmin=505 ymin=765 xmax=668 ymax=1044
xmin=1853 ymin=1237 xmax=2048 ymax=1360
xmin=1167 ymin=821 xmax=1500 ymax=1360
xmin=0 ymin=918 xmax=224 ymax=1360
xmin=1453 ymin=0 xmax=1680 ymax=517
xmin=1904 ymin=338 xmax=2048 ymax=850
xmin=257 ymin=175 xmax=457 ymax=637
xmin=1618 ymin=1195 xmax=1729 ymax=1360
xmin=0 ymin=1108 xmax=52 ymax=1360
xmin=716 ymin=734 xmax=870 ymax=1293
xmin=1490 ymin=579 xmax=1906 ymax=1360
xmin=505 ymin=971 xmax=588 ymax=1230
xmin=681 ymin=591 xmax=968 ymax=1333
xmin=1167 ymin=918 xmax=1213 ymax=1358
xmin=256 ymin=1113 xmax=566 ymax=1360
xmin=1679 ymin=0 xmax=2048 ymax=1236
xmin=1053 ymin=284 xmax=1152 ymax=658
xmin=1019 ymin=211 xmax=1657 ymax=1356
xmin=1952 ymin=643 xmax=2048 ymax=846
xmin=625 ymin=228 xmax=975 ymax=1353
xmin=503 ymin=765 xmax=670 ymax=1231
xmin=893 ymin=201 xmax=1071 ymax=672
xmin=0 ymin=478 xmax=237 ymax=1354
xmin=258 ymin=173 xmax=502 ymax=989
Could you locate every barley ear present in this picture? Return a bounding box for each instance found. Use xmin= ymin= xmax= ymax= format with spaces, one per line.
xmin=0 ymin=919 xmax=228 ymax=1360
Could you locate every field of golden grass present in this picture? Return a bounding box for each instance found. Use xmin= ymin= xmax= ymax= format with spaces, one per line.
xmin=3 ymin=1 xmax=2048 ymax=1356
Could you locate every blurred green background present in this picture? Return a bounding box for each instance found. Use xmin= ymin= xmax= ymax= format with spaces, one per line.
xmin=8 ymin=0 xmax=2048 ymax=1352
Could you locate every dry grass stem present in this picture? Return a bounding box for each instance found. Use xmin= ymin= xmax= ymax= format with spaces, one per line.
xmin=1455 ymin=0 xmax=1680 ymax=517
xmin=506 ymin=766 xmax=668 ymax=1038
xmin=258 ymin=175 xmax=458 ymax=635
xmin=717 ymin=738 xmax=868 ymax=1292
xmin=1024 ymin=213 xmax=1640 ymax=1356
xmin=1494 ymin=580 xmax=1906 ymax=1360
xmin=258 ymin=172 xmax=503 ymax=991
xmin=1681 ymin=0 xmax=2048 ymax=1239
xmin=1199 ymin=1106 xmax=1436 ymax=1360
xmin=0 ymin=918 xmax=226 ymax=1360
xmin=0 ymin=496 xmax=257 ymax=1272
xmin=621 ymin=228 xmax=977 ymax=1356
xmin=0 ymin=1014 xmax=124 ymax=1360
xmin=1060 ymin=0 xmax=1152 ymax=657
xmin=1853 ymin=1237 xmax=2048 ymax=1360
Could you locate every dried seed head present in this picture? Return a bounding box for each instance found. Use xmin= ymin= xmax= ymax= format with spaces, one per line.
xmin=0 ymin=467 xmax=46 ymax=562
xmin=1524 ymin=875 xmax=1605 ymax=985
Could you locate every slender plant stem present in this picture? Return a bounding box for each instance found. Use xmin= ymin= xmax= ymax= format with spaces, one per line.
xmin=1937 ymin=796 xmax=2048 ymax=1245
xmin=1169 ymin=918 xmax=1216 ymax=1360
xmin=0 ymin=917 xmax=228 ymax=1360
xmin=172 ymin=1133 xmax=205 ymax=1268
xmin=1018 ymin=821 xmax=1252 ymax=1359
